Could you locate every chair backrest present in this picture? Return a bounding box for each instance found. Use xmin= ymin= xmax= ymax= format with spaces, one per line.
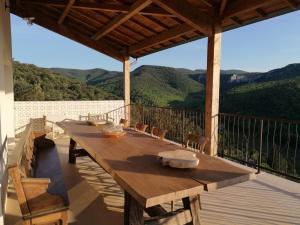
xmin=119 ymin=118 xmax=128 ymax=127
xmin=135 ymin=123 xmax=148 ymax=132
xmin=8 ymin=166 xmax=30 ymax=216
xmin=30 ymin=116 xmax=46 ymax=133
xmin=151 ymin=127 xmax=168 ymax=140
xmin=185 ymin=133 xmax=208 ymax=153
xmin=8 ymin=125 xmax=35 ymax=217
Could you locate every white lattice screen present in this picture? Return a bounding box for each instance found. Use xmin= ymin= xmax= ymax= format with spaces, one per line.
xmin=14 ymin=100 xmax=124 ymax=130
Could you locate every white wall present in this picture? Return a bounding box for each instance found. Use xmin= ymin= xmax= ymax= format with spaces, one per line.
xmin=0 ymin=2 xmax=14 ymax=224
xmin=14 ymin=100 xmax=125 ymax=130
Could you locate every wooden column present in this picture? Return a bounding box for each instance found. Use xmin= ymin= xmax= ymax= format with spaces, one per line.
xmin=204 ymin=23 xmax=222 ymax=156
xmin=123 ymin=56 xmax=131 ymax=125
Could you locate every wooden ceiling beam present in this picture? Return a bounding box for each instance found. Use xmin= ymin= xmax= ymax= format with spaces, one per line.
xmin=69 ymin=9 xmax=139 ymax=45
xmin=230 ymin=17 xmax=242 ymax=25
xmin=219 ymin=0 xmax=228 ymax=16
xmin=21 ymin=0 xmax=174 ymax=17
xmin=256 ymin=8 xmax=267 ymax=17
xmin=152 ymin=0 xmax=212 ymax=35
xmin=11 ymin=5 xmax=125 ymax=61
xmin=58 ymin=0 xmax=75 ymax=24
xmin=222 ymin=0 xmax=275 ymax=19
xmin=129 ymin=24 xmax=194 ymax=54
xmin=200 ymin=0 xmax=214 ymax=8
xmin=92 ymin=0 xmax=152 ymax=41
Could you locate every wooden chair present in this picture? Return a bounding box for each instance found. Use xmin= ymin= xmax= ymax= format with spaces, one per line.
xmin=119 ymin=118 xmax=128 ymax=128
xmin=151 ymin=127 xmax=168 ymax=140
xmin=9 ymin=167 xmax=68 ymax=225
xmin=135 ymin=122 xmax=148 ymax=132
xmin=185 ymin=133 xmax=208 ymax=153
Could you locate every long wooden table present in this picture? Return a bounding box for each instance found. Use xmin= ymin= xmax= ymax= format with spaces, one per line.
xmin=58 ymin=121 xmax=255 ymax=225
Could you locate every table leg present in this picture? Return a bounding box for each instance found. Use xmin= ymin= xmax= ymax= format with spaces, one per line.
xmin=182 ymin=195 xmax=202 ymax=225
xmin=124 ymin=191 xmax=144 ymax=225
xmin=69 ymin=138 xmax=77 ymax=164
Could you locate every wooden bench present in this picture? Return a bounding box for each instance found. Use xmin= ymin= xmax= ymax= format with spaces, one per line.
xmin=8 ymin=123 xmax=69 ymax=225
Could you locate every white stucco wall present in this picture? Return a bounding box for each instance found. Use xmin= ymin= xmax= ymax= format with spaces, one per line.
xmin=14 ymin=100 xmax=125 ymax=130
xmin=0 ymin=2 xmax=14 ymax=224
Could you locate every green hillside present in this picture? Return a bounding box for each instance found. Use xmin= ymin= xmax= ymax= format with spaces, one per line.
xmin=13 ymin=61 xmax=300 ymax=120
xmin=51 ymin=63 xmax=300 ymax=120
xmin=13 ymin=61 xmax=119 ymax=101
xmin=221 ymin=76 xmax=300 ymax=120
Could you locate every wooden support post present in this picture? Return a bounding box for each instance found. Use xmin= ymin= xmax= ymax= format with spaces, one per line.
xmin=124 ymin=57 xmax=131 ymax=125
xmin=182 ymin=195 xmax=202 ymax=225
xmin=204 ymin=22 xmax=222 ymax=156
xmin=68 ymin=138 xmax=77 ymax=164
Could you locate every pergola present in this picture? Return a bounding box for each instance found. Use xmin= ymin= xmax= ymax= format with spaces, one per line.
xmin=1 ymin=0 xmax=300 ymax=156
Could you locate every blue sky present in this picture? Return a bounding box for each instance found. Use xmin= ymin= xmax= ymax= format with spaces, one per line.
xmin=11 ymin=10 xmax=300 ymax=72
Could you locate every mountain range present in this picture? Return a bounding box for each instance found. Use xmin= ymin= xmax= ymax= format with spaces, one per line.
xmin=13 ymin=61 xmax=300 ymax=120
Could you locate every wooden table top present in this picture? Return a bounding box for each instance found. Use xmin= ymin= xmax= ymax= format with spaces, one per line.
xmin=58 ymin=121 xmax=255 ymax=208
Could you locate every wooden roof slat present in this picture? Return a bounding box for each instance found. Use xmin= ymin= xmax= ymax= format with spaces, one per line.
xmin=91 ymin=10 xmax=153 ymax=42
xmin=121 ymin=18 xmax=156 ymax=37
xmin=70 ymin=9 xmax=139 ymax=45
xmin=58 ymin=0 xmax=75 ymax=24
xmin=130 ymin=14 xmax=164 ymax=34
xmin=66 ymin=9 xmax=131 ymax=47
xmin=285 ymin=0 xmax=299 ymax=8
xmin=21 ymin=0 xmax=175 ymax=17
xmin=256 ymin=8 xmax=267 ymax=17
xmin=148 ymin=14 xmax=180 ymax=29
xmin=91 ymin=0 xmax=153 ymax=40
xmin=129 ymin=24 xmax=193 ymax=54
xmin=222 ymin=0 xmax=277 ymax=19
xmin=152 ymin=0 xmax=212 ymax=35
xmin=80 ymin=9 xmax=146 ymax=43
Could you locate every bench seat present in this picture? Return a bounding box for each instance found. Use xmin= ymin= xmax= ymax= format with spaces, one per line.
xmin=35 ymin=146 xmax=69 ymax=207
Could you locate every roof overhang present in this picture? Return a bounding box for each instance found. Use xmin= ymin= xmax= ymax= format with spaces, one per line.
xmin=9 ymin=0 xmax=300 ymax=61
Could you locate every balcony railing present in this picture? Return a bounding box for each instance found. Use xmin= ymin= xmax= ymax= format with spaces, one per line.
xmin=102 ymin=104 xmax=300 ymax=182
xmin=219 ymin=113 xmax=300 ymax=181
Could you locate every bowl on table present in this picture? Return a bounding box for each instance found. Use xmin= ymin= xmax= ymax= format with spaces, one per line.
xmin=101 ymin=125 xmax=126 ymax=138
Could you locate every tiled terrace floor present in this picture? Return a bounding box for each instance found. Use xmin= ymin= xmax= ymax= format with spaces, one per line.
xmin=6 ymin=137 xmax=300 ymax=225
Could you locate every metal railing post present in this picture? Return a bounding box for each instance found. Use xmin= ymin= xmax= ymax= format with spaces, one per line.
xmin=142 ymin=105 xmax=144 ymax=124
xmin=182 ymin=109 xmax=185 ymax=145
xmin=257 ymin=119 xmax=264 ymax=174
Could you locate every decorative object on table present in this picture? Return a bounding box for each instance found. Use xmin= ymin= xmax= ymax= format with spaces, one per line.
xmin=151 ymin=127 xmax=168 ymax=140
xmin=158 ymin=149 xmax=199 ymax=168
xmin=101 ymin=124 xmax=126 ymax=138
xmin=135 ymin=122 xmax=148 ymax=132
xmin=119 ymin=118 xmax=128 ymax=127
xmin=185 ymin=132 xmax=208 ymax=153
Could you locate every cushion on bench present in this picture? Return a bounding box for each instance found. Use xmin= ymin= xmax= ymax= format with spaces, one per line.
xmin=34 ymin=145 xmax=69 ymax=206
